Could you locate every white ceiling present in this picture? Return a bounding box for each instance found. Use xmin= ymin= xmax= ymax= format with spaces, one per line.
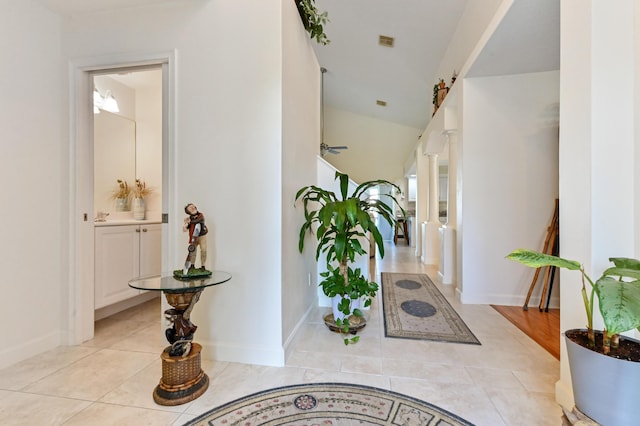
xmin=467 ymin=0 xmax=560 ymax=78
xmin=313 ymin=0 xmax=560 ymax=130
xmin=37 ymin=0 xmax=559 ymax=131
xmin=313 ymin=0 xmax=468 ymax=130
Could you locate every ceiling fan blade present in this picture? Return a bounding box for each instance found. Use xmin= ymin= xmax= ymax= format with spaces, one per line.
xmin=320 ymin=142 xmax=348 ymax=155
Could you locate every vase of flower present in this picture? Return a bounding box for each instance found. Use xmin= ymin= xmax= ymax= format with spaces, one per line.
xmin=131 ymin=178 xmax=152 ymax=220
xmin=132 ymin=197 xmax=145 ymax=220
xmin=115 ymin=197 xmax=129 ymax=212
xmin=111 ymin=179 xmax=131 ymax=211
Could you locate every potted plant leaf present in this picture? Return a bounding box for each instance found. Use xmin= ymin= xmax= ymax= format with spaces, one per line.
xmin=296 ymin=171 xmax=403 ymax=344
xmin=506 ymin=249 xmax=640 ymax=425
xmin=295 ymin=0 xmax=330 ymax=45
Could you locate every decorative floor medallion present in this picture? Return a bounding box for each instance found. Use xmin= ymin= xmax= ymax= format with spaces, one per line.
xmin=293 ymin=394 xmax=317 ymax=410
xmin=184 ymin=383 xmax=474 ymax=426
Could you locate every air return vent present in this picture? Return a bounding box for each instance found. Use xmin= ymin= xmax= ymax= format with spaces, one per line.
xmin=379 ymin=35 xmax=394 ymax=47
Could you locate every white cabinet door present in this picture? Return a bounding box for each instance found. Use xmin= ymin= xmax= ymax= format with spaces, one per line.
xmin=95 ymin=225 xmax=140 ymax=309
xmin=139 ymin=224 xmax=162 ymax=277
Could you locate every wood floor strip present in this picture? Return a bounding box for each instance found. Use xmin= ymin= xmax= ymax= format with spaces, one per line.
xmin=491 ymin=305 xmax=560 ymax=360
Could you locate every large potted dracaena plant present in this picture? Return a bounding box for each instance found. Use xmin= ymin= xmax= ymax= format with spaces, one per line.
xmin=506 ymin=249 xmax=640 ymax=425
xmin=296 ymin=171 xmax=403 ymax=344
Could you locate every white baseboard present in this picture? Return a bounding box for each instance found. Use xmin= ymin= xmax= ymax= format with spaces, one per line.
xmin=95 ymin=292 xmax=159 ymax=321
xmin=283 ymin=302 xmax=315 ymax=363
xmin=421 ymin=256 xmax=437 ymax=265
xmin=555 ymin=379 xmax=574 ymax=411
xmin=0 ymin=331 xmax=61 ymax=370
xmin=458 ymin=291 xmax=560 ymax=308
xmin=199 ymin=339 xmax=285 ymax=367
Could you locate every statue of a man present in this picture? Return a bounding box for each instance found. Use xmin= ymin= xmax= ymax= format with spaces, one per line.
xmin=182 ymin=203 xmax=208 ymax=274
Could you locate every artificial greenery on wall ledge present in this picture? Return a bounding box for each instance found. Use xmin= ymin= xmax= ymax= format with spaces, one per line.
xmin=295 ymin=0 xmax=330 ymax=45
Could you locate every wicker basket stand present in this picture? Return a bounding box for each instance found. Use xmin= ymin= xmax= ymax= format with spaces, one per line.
xmin=153 ymin=342 xmax=209 ymax=406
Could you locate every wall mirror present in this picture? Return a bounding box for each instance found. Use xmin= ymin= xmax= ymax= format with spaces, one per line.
xmin=92 ymin=66 xmax=162 ymax=218
xmin=94 ymin=111 xmax=136 ymax=214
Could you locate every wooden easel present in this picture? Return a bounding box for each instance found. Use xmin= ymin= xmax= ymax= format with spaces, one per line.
xmin=523 ymin=199 xmax=559 ymax=311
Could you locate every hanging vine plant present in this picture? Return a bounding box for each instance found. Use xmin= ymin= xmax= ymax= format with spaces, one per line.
xmin=295 ymin=0 xmax=330 ymax=45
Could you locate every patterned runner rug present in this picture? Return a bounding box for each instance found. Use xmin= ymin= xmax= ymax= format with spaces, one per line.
xmin=381 ymin=272 xmax=480 ymax=344
xmin=184 ymin=382 xmax=474 ymax=425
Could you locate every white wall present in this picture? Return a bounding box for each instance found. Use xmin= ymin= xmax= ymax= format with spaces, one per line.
xmin=0 ymin=0 xmax=64 ymax=368
xmin=323 ymin=107 xmax=420 ymax=184
xmin=281 ymin=0 xmax=321 ymax=356
xmin=459 ymin=71 xmax=559 ymax=305
xmin=57 ymin=0 xmax=316 ymax=367
xmin=557 ymin=0 xmax=639 ymax=409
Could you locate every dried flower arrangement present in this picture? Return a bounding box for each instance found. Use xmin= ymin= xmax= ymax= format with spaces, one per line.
xmin=111 ymin=179 xmax=131 ymax=200
xmin=132 ymin=178 xmax=153 ymax=199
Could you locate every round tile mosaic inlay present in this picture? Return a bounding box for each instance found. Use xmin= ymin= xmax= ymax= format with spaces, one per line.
xmin=293 ymin=394 xmax=318 ymax=410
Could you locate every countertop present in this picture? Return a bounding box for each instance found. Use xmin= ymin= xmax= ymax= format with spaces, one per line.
xmin=94 ymin=219 xmax=162 ymax=227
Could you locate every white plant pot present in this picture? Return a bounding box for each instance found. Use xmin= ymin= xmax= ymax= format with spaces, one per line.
xmin=132 ymin=198 xmax=145 ymax=220
xmin=565 ymin=329 xmax=640 ymax=426
xmin=332 ymin=295 xmax=361 ymax=322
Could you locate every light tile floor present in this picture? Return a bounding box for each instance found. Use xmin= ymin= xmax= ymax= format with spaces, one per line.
xmin=0 ymin=243 xmax=562 ymax=425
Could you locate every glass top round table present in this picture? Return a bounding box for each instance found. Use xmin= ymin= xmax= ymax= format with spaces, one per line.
xmin=128 ymin=271 xmax=232 ymax=293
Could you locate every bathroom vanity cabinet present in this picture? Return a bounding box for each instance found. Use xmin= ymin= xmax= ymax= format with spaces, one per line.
xmin=94 ymin=222 xmax=162 ymax=309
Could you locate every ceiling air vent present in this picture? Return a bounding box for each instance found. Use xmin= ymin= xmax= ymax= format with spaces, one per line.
xmin=376 ymin=100 xmax=387 ymax=107
xmin=379 ymin=35 xmax=394 ymax=47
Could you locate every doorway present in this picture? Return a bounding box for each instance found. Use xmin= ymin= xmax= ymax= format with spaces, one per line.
xmin=68 ymin=52 xmax=175 ymax=345
xmin=92 ymin=66 xmax=163 ymax=321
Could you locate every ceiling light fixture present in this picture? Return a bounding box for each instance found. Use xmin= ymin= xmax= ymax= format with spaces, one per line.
xmin=101 ymin=90 xmax=120 ymax=113
xmin=378 ymin=35 xmax=394 ymax=47
xmin=93 ymin=87 xmax=120 ymax=114
xmin=93 ymin=88 xmax=103 ymax=105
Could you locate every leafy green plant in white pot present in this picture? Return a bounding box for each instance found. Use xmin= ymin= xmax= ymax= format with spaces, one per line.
xmin=506 ymin=249 xmax=640 ymax=425
xmin=296 ymin=171 xmax=402 ymax=344
xmin=320 ymin=265 xmax=378 ymax=322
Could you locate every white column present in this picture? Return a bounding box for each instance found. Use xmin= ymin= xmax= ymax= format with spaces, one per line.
xmin=415 ymin=141 xmax=429 ymax=258
xmin=558 ymin=0 xmax=637 ymax=410
xmin=446 ymin=131 xmax=458 ymax=227
xmin=422 ymin=153 xmax=441 ymax=264
xmin=439 ymin=131 xmax=457 ymax=285
xmin=427 ymin=153 xmax=440 ymax=224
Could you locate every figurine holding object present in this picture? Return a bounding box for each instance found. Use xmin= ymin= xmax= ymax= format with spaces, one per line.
xmin=179 ymin=203 xmax=210 ymax=277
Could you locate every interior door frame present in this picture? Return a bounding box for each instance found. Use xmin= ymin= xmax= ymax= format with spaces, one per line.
xmin=67 ymin=51 xmax=176 ymax=345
